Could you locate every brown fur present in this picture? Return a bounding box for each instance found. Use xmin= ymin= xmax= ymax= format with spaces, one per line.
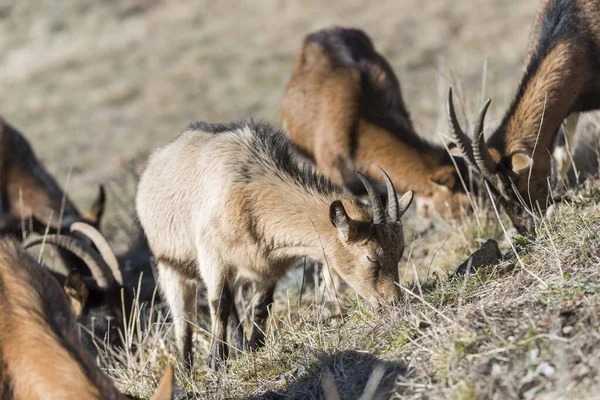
xmin=0 ymin=238 xmax=174 ymax=399
xmin=459 ymin=0 xmax=600 ymax=227
xmin=282 ymin=27 xmax=471 ymax=219
xmin=0 ymin=239 xmax=122 ymax=399
xmin=0 ymin=117 xmax=104 ymax=234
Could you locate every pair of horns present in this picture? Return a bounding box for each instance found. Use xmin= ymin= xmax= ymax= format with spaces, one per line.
xmin=447 ymin=88 xmax=510 ymax=201
xmin=24 ymin=222 xmax=122 ymax=289
xmin=447 ymin=88 xmax=537 ymax=232
xmin=357 ymin=168 xmax=405 ymax=223
xmin=447 ymin=88 xmax=498 ymax=179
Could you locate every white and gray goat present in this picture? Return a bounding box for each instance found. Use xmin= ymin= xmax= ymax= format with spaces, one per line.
xmin=136 ymin=121 xmax=413 ymax=370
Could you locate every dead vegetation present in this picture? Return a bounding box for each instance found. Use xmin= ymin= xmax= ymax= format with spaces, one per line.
xmin=90 ymin=177 xmax=600 ymax=399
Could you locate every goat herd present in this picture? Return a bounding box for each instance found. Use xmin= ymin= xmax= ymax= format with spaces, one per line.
xmin=1 ymin=0 xmax=599 ymax=398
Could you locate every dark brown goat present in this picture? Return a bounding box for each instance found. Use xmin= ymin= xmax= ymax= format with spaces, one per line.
xmin=0 ymin=238 xmax=173 ymax=399
xmin=448 ymin=0 xmax=600 ymax=232
xmin=283 ymin=26 xmax=472 ymax=219
xmin=0 ymin=116 xmax=104 ymax=234
xmin=24 ymin=222 xmax=128 ymax=352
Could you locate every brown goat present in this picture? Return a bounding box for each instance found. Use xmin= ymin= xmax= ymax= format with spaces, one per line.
xmin=447 ymin=0 xmax=600 ymax=233
xmin=0 ymin=116 xmax=105 ymax=234
xmin=283 ymin=27 xmax=472 ymax=220
xmin=24 ymin=222 xmax=129 ymax=353
xmin=0 ymin=238 xmax=174 ymax=399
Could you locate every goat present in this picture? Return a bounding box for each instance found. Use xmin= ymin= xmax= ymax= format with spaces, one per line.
xmin=0 ymin=238 xmax=173 ymax=399
xmin=0 ymin=115 xmax=107 ymax=280
xmin=0 ymin=116 xmax=105 ymax=234
xmin=136 ymin=121 xmax=413 ymax=370
xmin=282 ymin=26 xmax=472 ymax=220
xmin=24 ymin=222 xmax=128 ymax=352
xmin=447 ymin=0 xmax=600 ymax=233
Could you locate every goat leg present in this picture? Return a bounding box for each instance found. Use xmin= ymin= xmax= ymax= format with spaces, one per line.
xmin=207 ymin=281 xmax=234 ymax=371
xmin=248 ymin=284 xmax=275 ymax=350
xmin=227 ymin=299 xmax=245 ymax=353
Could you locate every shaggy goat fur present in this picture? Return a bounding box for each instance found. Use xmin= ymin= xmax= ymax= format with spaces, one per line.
xmin=136 ymin=121 xmax=412 ymax=370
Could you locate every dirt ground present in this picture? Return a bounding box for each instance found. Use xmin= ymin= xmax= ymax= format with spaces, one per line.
xmin=0 ymin=0 xmax=540 ymax=204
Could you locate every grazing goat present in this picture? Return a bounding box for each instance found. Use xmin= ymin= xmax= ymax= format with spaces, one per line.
xmin=0 ymin=116 xmax=105 ymax=234
xmin=136 ymin=121 xmax=413 ymax=370
xmin=24 ymin=222 xmax=128 ymax=352
xmin=0 ymin=238 xmax=173 ymax=399
xmin=447 ymin=0 xmax=600 ymax=233
xmin=0 ymin=116 xmax=107 ymax=277
xmin=282 ymin=26 xmax=471 ymax=220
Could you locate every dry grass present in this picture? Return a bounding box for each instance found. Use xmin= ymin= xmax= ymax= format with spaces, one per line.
xmin=92 ymin=177 xmax=600 ymax=400
xmin=3 ymin=1 xmax=600 ymax=399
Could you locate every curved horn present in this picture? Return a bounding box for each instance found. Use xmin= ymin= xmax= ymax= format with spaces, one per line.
xmin=357 ymin=172 xmax=385 ymax=224
xmin=471 ymin=99 xmax=497 ymax=178
xmin=447 ymin=88 xmax=477 ymax=169
xmin=24 ymin=235 xmax=111 ymax=289
xmin=70 ymin=222 xmax=123 ymax=286
xmin=378 ymin=167 xmax=399 ymax=222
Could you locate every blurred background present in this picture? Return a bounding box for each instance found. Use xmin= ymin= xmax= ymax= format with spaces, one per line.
xmin=0 ymin=0 xmax=541 ymax=206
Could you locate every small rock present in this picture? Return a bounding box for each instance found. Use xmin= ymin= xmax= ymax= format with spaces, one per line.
xmin=522 ymin=385 xmax=543 ymax=400
xmin=575 ymin=364 xmax=591 ymax=379
xmin=536 ymin=362 xmax=556 ymax=378
xmin=172 ymin=387 xmax=189 ymax=400
xmin=546 ymin=204 xmax=556 ymax=220
xmin=562 ymin=325 xmax=574 ymax=335
xmin=454 ymin=239 xmax=502 ymax=277
xmin=529 ymin=348 xmax=539 ymax=363
xmin=491 ymin=363 xmax=504 ymax=377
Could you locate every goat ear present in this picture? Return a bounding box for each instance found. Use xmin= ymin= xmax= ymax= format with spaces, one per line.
xmin=510 ymin=153 xmax=532 ymax=175
xmin=83 ymin=185 xmax=106 ymax=228
xmin=396 ymin=190 xmax=414 ymax=220
xmin=64 ymin=270 xmax=88 ymax=316
xmin=329 ymin=200 xmax=355 ymax=241
xmin=151 ymin=364 xmax=174 ymax=400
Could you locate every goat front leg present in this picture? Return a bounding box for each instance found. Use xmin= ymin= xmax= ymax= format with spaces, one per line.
xmin=554 ymin=112 xmax=580 ymax=180
xmin=206 ymin=276 xmax=234 ymax=371
xmin=227 ymin=290 xmax=245 ymax=354
xmin=321 ymin=264 xmax=343 ymax=316
xmin=249 ymin=284 xmax=275 ymax=350
xmin=157 ymin=262 xmax=198 ymax=371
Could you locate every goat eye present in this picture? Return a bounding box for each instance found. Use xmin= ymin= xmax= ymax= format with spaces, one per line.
xmin=366 ymin=256 xmax=378 ymax=265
